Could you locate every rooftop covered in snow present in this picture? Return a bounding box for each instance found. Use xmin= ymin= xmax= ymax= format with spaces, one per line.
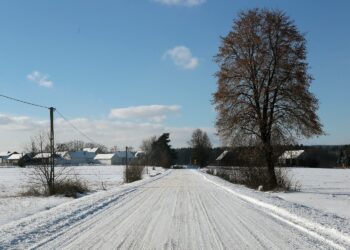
xmin=7 ymin=153 xmax=27 ymax=160
xmin=83 ymin=147 xmax=100 ymax=153
xmin=279 ymin=150 xmax=305 ymax=160
xmin=94 ymin=154 xmax=116 ymax=160
xmin=216 ymin=150 xmax=229 ymax=161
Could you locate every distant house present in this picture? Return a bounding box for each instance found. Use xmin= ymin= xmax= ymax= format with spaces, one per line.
xmin=0 ymin=151 xmax=18 ymax=165
xmin=216 ymin=150 xmax=229 ymax=162
xmin=68 ymin=150 xmax=96 ymax=165
xmin=7 ymin=153 xmax=31 ymax=166
xmin=95 ymin=151 xmax=135 ymax=165
xmin=279 ymin=150 xmax=305 ymax=166
xmin=33 ymin=153 xmax=67 ymax=165
xmin=215 ymin=150 xmax=236 ymax=166
xmin=56 ymin=151 xmax=72 ymax=165
xmin=56 ymin=151 xmax=70 ymax=159
xmin=114 ymin=151 xmax=135 ymax=164
xmin=33 ymin=153 xmax=52 ymax=165
xmin=65 ymin=148 xmax=102 ymax=165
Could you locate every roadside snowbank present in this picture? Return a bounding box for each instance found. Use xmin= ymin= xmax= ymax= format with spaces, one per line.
xmin=199 ymin=171 xmax=350 ymax=249
xmin=200 ymin=169 xmax=350 ymax=238
xmin=205 ymin=167 xmax=350 ymax=220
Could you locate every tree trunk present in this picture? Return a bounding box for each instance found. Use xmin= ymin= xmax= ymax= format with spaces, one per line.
xmin=47 ymin=178 xmax=55 ymax=195
xmin=267 ymin=158 xmax=277 ymax=189
xmin=264 ymin=144 xmax=277 ymax=189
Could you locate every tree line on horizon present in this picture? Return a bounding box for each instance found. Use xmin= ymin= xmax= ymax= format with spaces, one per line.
xmin=135 ymin=129 xmax=213 ymax=168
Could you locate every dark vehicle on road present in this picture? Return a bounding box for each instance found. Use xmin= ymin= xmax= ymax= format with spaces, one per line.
xmin=171 ymin=165 xmax=185 ymax=169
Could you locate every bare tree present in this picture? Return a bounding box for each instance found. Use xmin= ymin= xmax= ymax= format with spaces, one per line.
xmin=140 ymin=136 xmax=157 ymax=155
xmin=56 ymin=140 xmax=108 ymax=153
xmin=126 ymin=146 xmax=134 ymax=152
xmin=26 ymin=132 xmax=69 ymax=195
xmin=110 ymin=145 xmax=119 ymax=152
xmin=139 ymin=136 xmax=157 ymax=165
xmin=188 ymin=129 xmax=212 ymax=167
xmin=56 ymin=140 xmax=85 ymax=152
xmin=213 ymin=9 xmax=323 ymax=189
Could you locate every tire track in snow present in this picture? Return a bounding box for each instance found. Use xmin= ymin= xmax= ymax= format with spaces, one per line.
xmin=51 ymin=170 xmax=333 ymax=249
xmin=199 ymin=171 xmax=350 ymax=250
xmin=192 ymin=187 xmax=224 ymax=250
xmin=39 ymin=172 xmax=172 ymax=249
xmin=44 ymin=172 xmax=178 ymax=250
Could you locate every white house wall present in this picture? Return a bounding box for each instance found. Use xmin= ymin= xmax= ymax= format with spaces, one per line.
xmin=95 ymin=159 xmax=112 ymax=165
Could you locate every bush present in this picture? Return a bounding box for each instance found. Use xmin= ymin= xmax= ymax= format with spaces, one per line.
xmin=22 ymin=178 xmax=89 ymax=198
xmin=240 ymin=167 xmax=295 ymax=191
xmin=54 ymin=179 xmax=89 ymax=198
xmin=124 ymin=165 xmax=144 ymax=183
xmin=237 ymin=167 xmax=269 ymax=189
xmin=21 ymin=186 xmax=42 ymax=197
xmin=208 ymin=167 xmax=300 ymax=191
xmin=275 ymin=168 xmax=301 ymax=191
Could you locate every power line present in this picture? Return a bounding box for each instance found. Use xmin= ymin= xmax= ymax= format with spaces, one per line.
xmin=0 ymin=93 xmax=101 ymax=145
xmin=0 ymin=94 xmax=50 ymax=109
xmin=55 ymin=109 xmax=101 ymax=145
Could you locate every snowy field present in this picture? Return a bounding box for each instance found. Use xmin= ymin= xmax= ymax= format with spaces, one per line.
xmin=0 ymin=165 xmax=163 ymax=225
xmin=276 ymin=168 xmax=350 ymax=219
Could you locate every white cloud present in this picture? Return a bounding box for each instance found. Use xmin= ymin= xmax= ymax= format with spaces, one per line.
xmin=153 ymin=0 xmax=205 ymax=7
xmin=163 ymin=46 xmax=199 ymax=70
xmin=27 ymin=71 xmax=54 ymax=88
xmin=109 ymin=105 xmax=181 ymax=122
xmin=0 ymin=114 xmax=46 ymax=131
xmin=0 ymin=112 xmax=219 ymax=151
xmin=54 ymin=118 xmax=218 ymax=149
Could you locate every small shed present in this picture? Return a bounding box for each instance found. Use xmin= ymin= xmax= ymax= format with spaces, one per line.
xmin=94 ymin=151 xmax=135 ymax=165
xmin=279 ymin=150 xmax=305 ymax=166
xmin=94 ymin=153 xmax=118 ymax=165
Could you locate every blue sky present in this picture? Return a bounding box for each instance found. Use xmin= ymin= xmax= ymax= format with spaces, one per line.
xmin=0 ymin=0 xmax=349 ymax=150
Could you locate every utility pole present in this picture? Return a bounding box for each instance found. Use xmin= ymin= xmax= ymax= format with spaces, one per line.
xmin=125 ymin=146 xmax=128 ymax=169
xmin=49 ymin=107 xmax=55 ymax=193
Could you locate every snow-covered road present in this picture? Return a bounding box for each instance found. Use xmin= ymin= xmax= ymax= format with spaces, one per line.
xmin=1 ymin=170 xmax=349 ymax=250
